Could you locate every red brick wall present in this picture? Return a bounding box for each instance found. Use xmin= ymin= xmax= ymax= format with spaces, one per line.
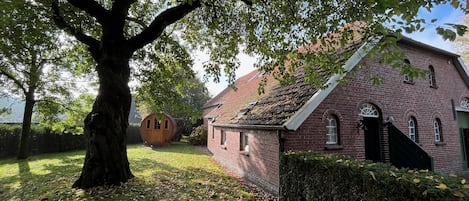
xmin=207 ymin=125 xmax=280 ymax=194
xmin=284 ymin=43 xmax=469 ymax=174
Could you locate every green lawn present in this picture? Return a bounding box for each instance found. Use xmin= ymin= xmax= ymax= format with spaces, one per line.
xmin=0 ymin=143 xmax=256 ymax=200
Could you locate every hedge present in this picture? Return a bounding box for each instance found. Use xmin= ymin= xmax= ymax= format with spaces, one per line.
xmin=280 ymin=151 xmax=469 ymax=201
xmin=0 ymin=124 xmax=142 ymax=158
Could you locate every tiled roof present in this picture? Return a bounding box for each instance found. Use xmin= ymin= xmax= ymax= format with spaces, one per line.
xmin=204 ymin=70 xmax=277 ymax=124
xmin=205 ymin=42 xmax=364 ymax=127
xmin=236 ymin=68 xmax=328 ymax=125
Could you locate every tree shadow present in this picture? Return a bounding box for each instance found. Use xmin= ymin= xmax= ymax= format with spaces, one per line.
xmin=75 ymin=157 xmax=253 ymax=200
xmin=0 ymin=153 xmax=84 ymax=200
xmin=17 ymin=159 xmax=32 ymax=197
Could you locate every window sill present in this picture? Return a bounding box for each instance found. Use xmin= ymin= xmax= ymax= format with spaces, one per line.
xmin=240 ymin=151 xmax=249 ymax=156
xmin=435 ymin=142 xmax=446 ymax=146
xmin=220 ymin=145 xmax=227 ymax=150
xmin=325 ymin=144 xmax=343 ymax=150
xmin=403 ymin=80 xmax=415 ymax=85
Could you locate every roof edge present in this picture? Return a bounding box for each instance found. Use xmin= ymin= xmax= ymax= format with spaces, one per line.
xmin=283 ymin=37 xmax=382 ymax=131
xmin=211 ymin=123 xmax=286 ymax=130
xmin=455 ymin=57 xmax=469 ymax=88
xmin=399 ymin=36 xmax=459 ymax=57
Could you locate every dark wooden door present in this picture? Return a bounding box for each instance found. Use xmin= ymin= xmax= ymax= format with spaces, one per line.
xmin=364 ymin=117 xmax=382 ymax=162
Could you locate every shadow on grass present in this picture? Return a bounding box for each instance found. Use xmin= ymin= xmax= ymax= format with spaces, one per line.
xmin=1 ymin=145 xmax=255 ymax=200
xmin=0 ymin=152 xmax=84 ymax=200
xmin=75 ymin=157 xmax=254 ymax=200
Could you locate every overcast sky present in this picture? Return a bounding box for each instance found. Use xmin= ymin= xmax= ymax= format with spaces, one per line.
xmin=194 ymin=3 xmax=465 ymax=97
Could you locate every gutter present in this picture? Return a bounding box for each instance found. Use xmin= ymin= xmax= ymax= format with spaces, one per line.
xmin=211 ymin=123 xmax=287 ymax=131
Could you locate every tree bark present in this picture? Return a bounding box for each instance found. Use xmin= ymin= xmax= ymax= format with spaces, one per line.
xmin=72 ymin=49 xmax=134 ymax=188
xmin=17 ymin=92 xmax=35 ymax=159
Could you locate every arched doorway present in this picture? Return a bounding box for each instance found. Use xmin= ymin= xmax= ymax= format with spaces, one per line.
xmin=359 ymin=103 xmax=383 ymax=162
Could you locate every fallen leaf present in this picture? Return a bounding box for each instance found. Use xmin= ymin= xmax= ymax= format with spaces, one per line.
xmin=369 ymin=171 xmax=376 ymax=181
xmin=452 ymin=191 xmax=465 ymax=198
xmin=436 ymin=183 xmax=447 ymax=190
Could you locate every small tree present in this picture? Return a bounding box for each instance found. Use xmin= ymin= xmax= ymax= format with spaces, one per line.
xmin=0 ymin=1 xmax=77 ymax=159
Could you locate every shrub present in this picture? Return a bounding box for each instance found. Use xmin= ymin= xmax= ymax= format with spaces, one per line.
xmin=187 ymin=125 xmax=207 ymax=145
xmin=280 ymin=151 xmax=469 ymax=201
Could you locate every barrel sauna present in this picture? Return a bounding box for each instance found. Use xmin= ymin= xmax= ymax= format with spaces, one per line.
xmin=140 ymin=113 xmax=177 ymax=146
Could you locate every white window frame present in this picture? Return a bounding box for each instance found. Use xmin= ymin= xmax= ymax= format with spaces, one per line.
xmin=434 ymin=119 xmax=442 ymax=142
xmin=240 ymin=132 xmax=249 ymax=152
xmin=359 ymin=103 xmax=379 ymax=118
xmin=429 ymin=65 xmax=436 ymax=87
xmin=461 ymin=98 xmax=469 ymax=109
xmin=408 ymin=117 xmax=416 ymax=142
xmin=326 ymin=116 xmax=338 ymax=145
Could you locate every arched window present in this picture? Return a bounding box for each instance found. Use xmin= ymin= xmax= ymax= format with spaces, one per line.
xmin=359 ymin=103 xmax=379 ymax=118
xmin=429 ymin=65 xmax=436 ymax=88
xmin=434 ymin=119 xmax=442 ymax=142
xmin=403 ymin=59 xmax=413 ymax=83
xmin=154 ymin=119 xmax=160 ymax=129
xmin=408 ymin=117 xmax=418 ymax=142
xmin=461 ymin=98 xmax=469 ymax=109
xmin=326 ymin=115 xmax=339 ymax=144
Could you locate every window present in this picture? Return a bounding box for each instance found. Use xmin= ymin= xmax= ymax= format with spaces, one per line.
xmin=240 ymin=133 xmax=249 ymax=151
xmin=146 ymin=119 xmax=150 ymax=129
xmin=326 ymin=115 xmax=339 ymax=144
xmin=359 ymin=103 xmax=379 ymax=118
xmin=434 ymin=119 xmax=442 ymax=142
xmin=164 ymin=120 xmax=168 ymax=129
xmin=429 ymin=65 xmax=437 ymax=88
xmin=408 ymin=117 xmax=418 ymax=142
xmin=403 ymin=59 xmax=413 ymax=83
xmin=221 ymin=130 xmax=226 ymax=146
xmin=212 ymin=127 xmax=215 ymax=139
xmin=154 ymin=119 xmax=160 ymax=129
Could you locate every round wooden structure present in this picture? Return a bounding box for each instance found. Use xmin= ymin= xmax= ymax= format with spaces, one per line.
xmin=140 ymin=113 xmax=177 ymax=146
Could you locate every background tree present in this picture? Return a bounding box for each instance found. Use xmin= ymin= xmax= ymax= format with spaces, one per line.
xmin=454 ymin=14 xmax=469 ymax=62
xmin=41 ymin=0 xmax=467 ymax=189
xmin=37 ymin=94 xmax=95 ymax=134
xmin=0 ymin=1 xmax=78 ymax=159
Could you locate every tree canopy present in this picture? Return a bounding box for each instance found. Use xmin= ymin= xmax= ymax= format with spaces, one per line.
xmin=0 ymin=1 xmax=85 ymax=158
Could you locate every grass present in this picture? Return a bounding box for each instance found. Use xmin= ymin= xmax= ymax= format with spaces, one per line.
xmin=0 ymin=142 xmax=256 ymax=200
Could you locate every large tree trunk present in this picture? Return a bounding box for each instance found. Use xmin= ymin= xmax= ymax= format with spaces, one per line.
xmin=17 ymin=92 xmax=35 ymax=159
xmin=72 ymin=52 xmax=134 ymax=188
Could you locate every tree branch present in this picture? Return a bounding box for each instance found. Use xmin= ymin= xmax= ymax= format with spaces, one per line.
xmin=0 ymin=63 xmax=27 ymax=95
xmin=52 ymin=0 xmax=101 ymax=60
xmin=128 ymin=1 xmax=202 ymax=52
xmin=126 ymin=16 xmax=148 ymax=29
xmin=67 ymin=0 xmax=109 ymax=24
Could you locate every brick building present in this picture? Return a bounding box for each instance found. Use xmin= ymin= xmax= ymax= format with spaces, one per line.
xmin=203 ymin=36 xmax=469 ymax=195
